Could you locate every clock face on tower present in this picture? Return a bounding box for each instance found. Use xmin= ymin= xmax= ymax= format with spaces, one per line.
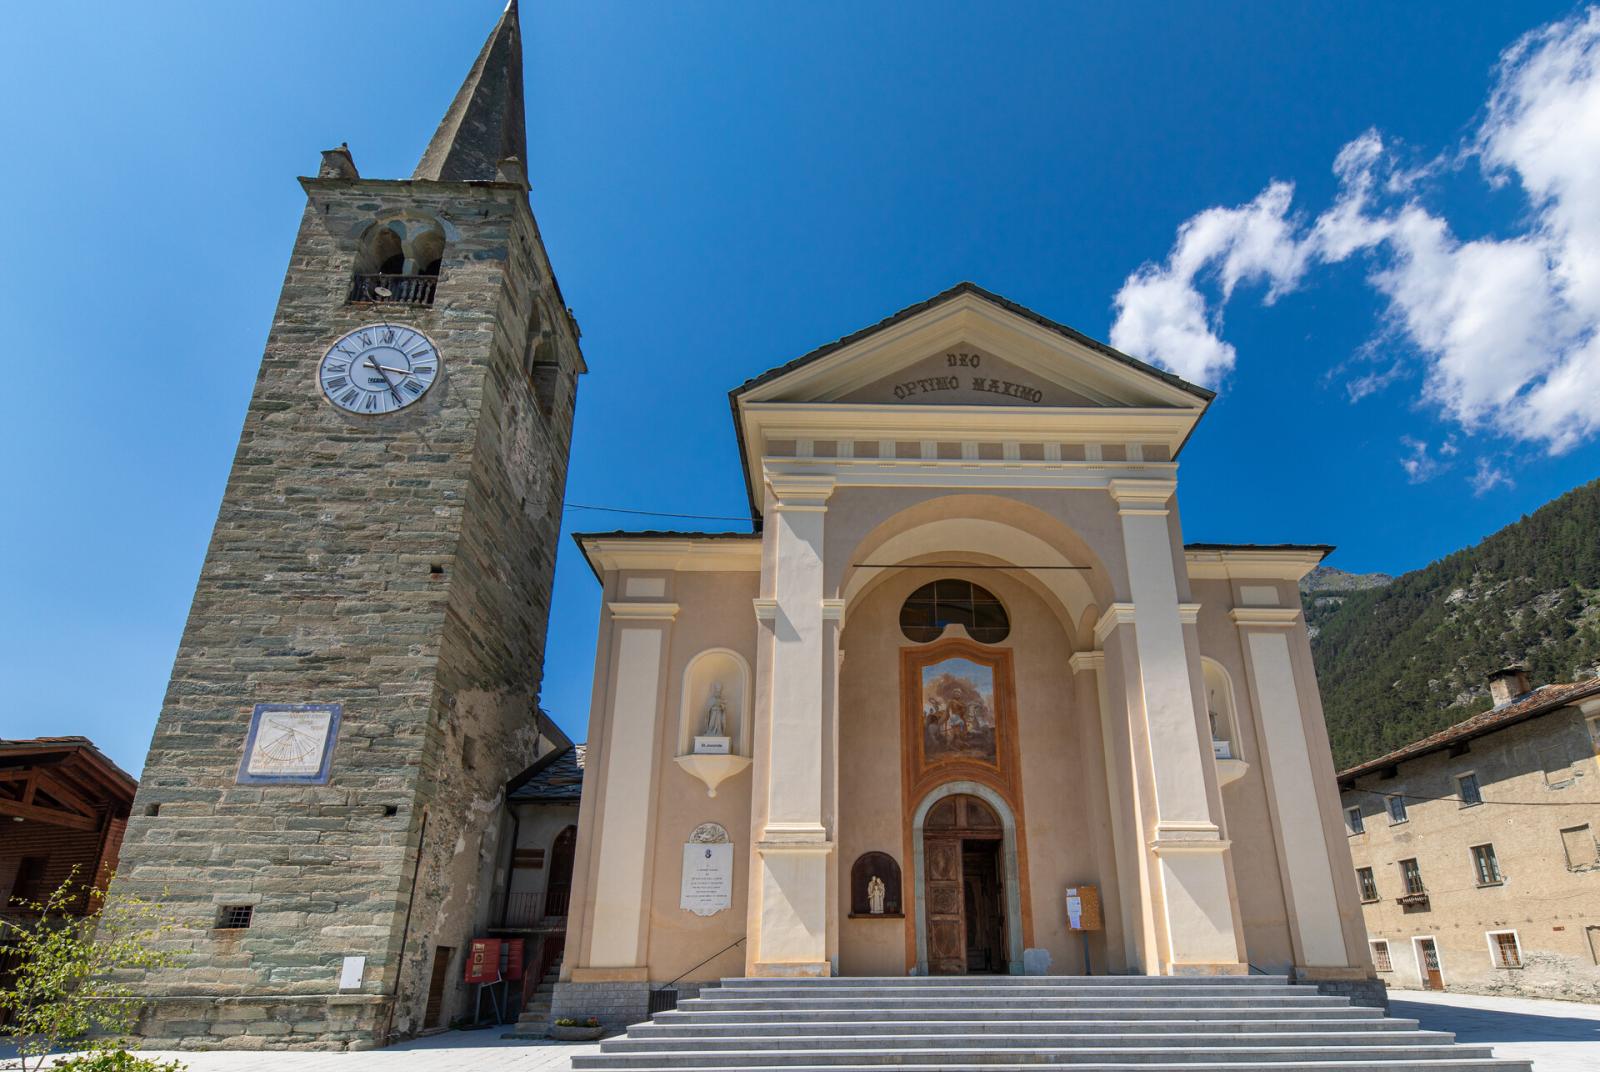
xmin=319 ymin=324 xmax=441 ymax=414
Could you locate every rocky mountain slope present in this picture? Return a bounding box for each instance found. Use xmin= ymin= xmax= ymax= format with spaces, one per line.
xmin=1305 ymin=477 xmax=1600 ymax=770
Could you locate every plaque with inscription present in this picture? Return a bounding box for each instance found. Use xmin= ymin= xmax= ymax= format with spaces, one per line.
xmin=237 ymin=703 xmax=340 ymax=784
xmin=680 ymin=841 xmax=733 ymax=917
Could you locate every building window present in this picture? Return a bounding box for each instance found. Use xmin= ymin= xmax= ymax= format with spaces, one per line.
xmin=1400 ymin=858 xmax=1425 ymax=896
xmin=899 ymin=579 xmax=1009 ymax=644
xmin=1487 ymin=930 xmax=1522 ymax=969
xmin=1471 ymin=843 xmax=1502 ymax=886
xmin=216 ymin=904 xmax=254 ymax=930
xmin=1457 ymin=772 xmax=1482 ymax=806
xmin=1387 ymin=794 xmax=1409 ymax=824
xmin=1356 ymin=867 xmax=1378 ymax=902
xmin=1346 ymin=806 xmax=1365 ymax=835
xmin=1370 ymin=939 xmax=1393 ymax=972
xmin=1561 ymin=824 xmax=1599 ymax=869
xmin=8 ymin=856 xmax=48 ymax=907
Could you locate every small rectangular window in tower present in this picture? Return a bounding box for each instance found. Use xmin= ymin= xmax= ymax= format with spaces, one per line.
xmin=1356 ymin=867 xmax=1378 ymax=902
xmin=1386 ymin=794 xmax=1408 ymax=824
xmin=462 ymin=735 xmax=478 ymax=771
xmin=1470 ymin=843 xmax=1502 ymax=886
xmin=1346 ymin=806 xmax=1365 ymax=834
xmin=1487 ymin=930 xmax=1522 ymax=969
xmin=1370 ymin=939 xmax=1392 ymax=972
xmin=216 ymin=904 xmax=254 ymax=930
xmin=1562 ymin=824 xmax=1598 ymax=869
xmin=1457 ymin=772 xmax=1482 ymax=806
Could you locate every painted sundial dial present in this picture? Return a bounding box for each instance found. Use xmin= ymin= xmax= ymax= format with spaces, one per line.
xmin=240 ymin=706 xmax=338 ymax=781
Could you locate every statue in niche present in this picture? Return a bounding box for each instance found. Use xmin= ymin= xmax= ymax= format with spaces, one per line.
xmin=867 ymin=875 xmax=886 ymax=915
xmin=704 ymin=681 xmax=728 ymax=738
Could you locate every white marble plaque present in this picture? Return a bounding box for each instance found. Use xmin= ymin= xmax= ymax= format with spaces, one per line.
xmin=339 ymin=955 xmax=365 ymax=990
xmin=693 ymin=735 xmax=731 ymax=755
xmin=681 ymin=842 xmax=733 ymax=916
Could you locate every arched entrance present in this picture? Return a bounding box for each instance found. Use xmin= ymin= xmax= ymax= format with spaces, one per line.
xmin=912 ymin=783 xmax=1025 ymax=975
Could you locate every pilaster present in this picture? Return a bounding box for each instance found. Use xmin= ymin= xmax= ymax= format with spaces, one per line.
xmin=749 ymin=473 xmax=835 ymax=976
xmin=1106 ymin=480 xmax=1246 ymax=974
xmin=1231 ymin=606 xmax=1351 ymax=969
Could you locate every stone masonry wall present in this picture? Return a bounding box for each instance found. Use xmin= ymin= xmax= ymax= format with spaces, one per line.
xmin=115 ymin=173 xmax=581 ymax=1050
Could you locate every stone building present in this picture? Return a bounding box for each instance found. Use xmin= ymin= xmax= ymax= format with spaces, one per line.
xmin=555 ymin=283 xmax=1382 ymax=1027
xmin=109 ymin=4 xmax=584 ymax=1049
xmin=1340 ymin=667 xmax=1600 ymax=1000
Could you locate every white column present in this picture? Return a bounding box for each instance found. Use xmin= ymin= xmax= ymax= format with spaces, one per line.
xmin=1233 ymin=607 xmax=1348 ymax=968
xmin=751 ymin=474 xmax=834 ymax=976
xmin=1107 ymin=479 xmax=1245 ymax=974
xmin=583 ymin=600 xmax=677 ymax=970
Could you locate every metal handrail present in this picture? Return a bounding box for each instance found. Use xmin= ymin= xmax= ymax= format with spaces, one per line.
xmin=653 ymin=936 xmax=747 ymax=994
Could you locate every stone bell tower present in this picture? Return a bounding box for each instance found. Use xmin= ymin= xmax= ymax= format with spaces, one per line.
xmin=113 ymin=2 xmax=584 ymax=1049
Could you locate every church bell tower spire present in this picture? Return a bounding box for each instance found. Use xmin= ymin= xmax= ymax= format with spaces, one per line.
xmin=413 ymin=0 xmax=527 ymax=181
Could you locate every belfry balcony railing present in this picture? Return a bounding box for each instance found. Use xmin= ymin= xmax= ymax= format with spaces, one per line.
xmin=348 ymin=273 xmax=438 ymax=306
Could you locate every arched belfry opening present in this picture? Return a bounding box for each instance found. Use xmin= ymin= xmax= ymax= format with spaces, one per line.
xmin=349 ymin=216 xmax=449 ymax=305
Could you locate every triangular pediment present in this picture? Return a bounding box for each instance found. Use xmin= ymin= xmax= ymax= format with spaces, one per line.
xmin=735 ymin=283 xmax=1210 ymax=411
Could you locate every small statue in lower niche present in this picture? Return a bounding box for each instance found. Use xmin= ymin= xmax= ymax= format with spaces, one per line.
xmin=867 ymin=874 xmax=886 ymax=915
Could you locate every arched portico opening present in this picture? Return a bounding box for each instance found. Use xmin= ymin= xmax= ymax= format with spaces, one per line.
xmin=911 ymin=782 xmax=1025 ymax=975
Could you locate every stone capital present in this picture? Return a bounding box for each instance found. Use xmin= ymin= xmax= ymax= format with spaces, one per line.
xmin=1107 ymin=478 xmax=1177 ymax=515
xmin=1068 ymin=650 xmax=1105 ymax=674
xmin=1093 ymin=603 xmax=1136 ymax=646
xmin=766 ymin=473 xmax=836 ymax=510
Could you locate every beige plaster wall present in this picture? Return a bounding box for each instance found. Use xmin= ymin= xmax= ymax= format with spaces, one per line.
xmin=643 ymin=570 xmax=762 ymax=982
xmin=836 ymin=565 xmax=1120 ymax=975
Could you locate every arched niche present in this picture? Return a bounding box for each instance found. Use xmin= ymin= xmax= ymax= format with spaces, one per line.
xmin=850 ymin=852 xmax=903 ymax=917
xmin=1202 ymin=658 xmax=1248 ymax=784
xmin=677 ymin=648 xmax=751 ymax=758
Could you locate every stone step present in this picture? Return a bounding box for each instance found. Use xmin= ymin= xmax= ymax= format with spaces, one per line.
xmin=684 ymin=995 xmax=1354 ymax=1011
xmin=629 ymin=1018 xmax=1423 ymax=1038
xmin=602 ymin=1030 xmax=1460 ymax=1053
xmin=572 ymin=1043 xmax=1505 ymax=1067
xmin=706 ymin=984 xmax=1315 ymax=1000
xmin=576 ymin=1068 xmax=1523 ymax=1072
xmin=720 ymin=985 xmax=1292 ymax=992
xmin=648 ymin=1005 xmax=1390 ymax=1025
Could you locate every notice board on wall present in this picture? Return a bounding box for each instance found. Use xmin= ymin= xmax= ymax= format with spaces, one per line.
xmin=1065 ymin=885 xmax=1103 ymax=932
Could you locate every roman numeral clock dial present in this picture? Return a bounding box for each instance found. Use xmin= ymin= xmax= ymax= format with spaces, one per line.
xmin=319 ymin=325 xmax=440 ymax=415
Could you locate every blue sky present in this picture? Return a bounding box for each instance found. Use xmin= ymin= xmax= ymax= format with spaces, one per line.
xmin=4 ymin=2 xmax=1599 ymax=774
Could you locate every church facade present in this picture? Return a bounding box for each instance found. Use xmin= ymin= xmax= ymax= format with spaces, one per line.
xmin=559 ymin=284 xmax=1380 ymax=1024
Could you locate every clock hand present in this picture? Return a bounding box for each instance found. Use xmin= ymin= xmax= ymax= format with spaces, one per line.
xmin=366 ymin=363 xmax=417 ymax=375
xmin=362 ymin=359 xmax=406 ymax=404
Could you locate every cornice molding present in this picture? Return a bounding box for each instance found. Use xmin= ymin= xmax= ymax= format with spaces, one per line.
xmin=752 ymin=598 xmax=779 ymax=622
xmin=1094 ymin=603 xmax=1137 ymax=645
xmin=581 ymin=537 xmax=761 ymax=575
xmin=1178 ymin=602 xmax=1201 ymax=625
xmin=1107 ymin=477 xmax=1179 ymax=504
xmin=821 ymin=599 xmax=846 ymax=621
xmin=606 ymin=601 xmax=680 ymax=622
xmin=766 ymin=472 xmax=836 ymax=509
xmin=1229 ymin=607 xmax=1303 ymax=628
xmin=1184 ymin=548 xmax=1328 ymax=582
xmin=1068 ymin=651 xmax=1105 ymax=674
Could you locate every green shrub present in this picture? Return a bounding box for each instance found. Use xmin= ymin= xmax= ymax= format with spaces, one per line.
xmin=48 ymin=1052 xmax=186 ymax=1072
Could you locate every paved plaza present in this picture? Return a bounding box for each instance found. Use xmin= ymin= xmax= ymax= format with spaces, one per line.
xmin=6 ymin=989 xmax=1600 ymax=1071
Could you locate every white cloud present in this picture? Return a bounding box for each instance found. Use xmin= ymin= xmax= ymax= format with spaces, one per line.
xmin=1399 ymin=436 xmax=1448 ymax=483
xmin=1110 ymin=5 xmax=1600 ymax=461
xmin=1472 ymin=458 xmax=1515 ymax=496
xmin=1110 ymin=182 xmax=1305 ymax=386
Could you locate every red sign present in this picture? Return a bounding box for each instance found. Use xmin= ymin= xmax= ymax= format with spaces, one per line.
xmin=502 ymin=938 xmax=525 ymax=981
xmin=464 ymin=938 xmax=502 ymax=984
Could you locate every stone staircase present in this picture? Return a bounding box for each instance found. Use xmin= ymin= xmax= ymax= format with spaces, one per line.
xmin=570 ymin=975 xmax=1531 ymax=1070
xmin=502 ymin=967 xmax=562 ymax=1039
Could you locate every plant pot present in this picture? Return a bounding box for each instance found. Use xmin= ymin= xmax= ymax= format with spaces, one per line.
xmin=550 ymin=1024 xmax=605 ymax=1042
